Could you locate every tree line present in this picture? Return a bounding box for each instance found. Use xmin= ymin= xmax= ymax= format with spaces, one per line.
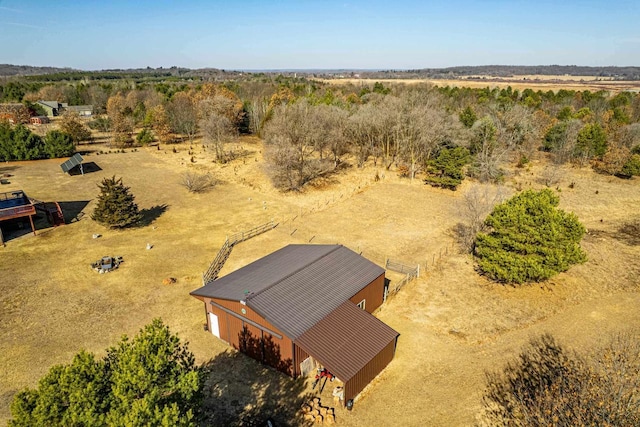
xmin=2 ymin=75 xmax=640 ymax=187
xmin=0 ymin=112 xmax=89 ymax=161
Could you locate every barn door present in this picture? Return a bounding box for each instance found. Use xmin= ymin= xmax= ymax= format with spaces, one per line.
xmin=208 ymin=312 xmax=220 ymax=338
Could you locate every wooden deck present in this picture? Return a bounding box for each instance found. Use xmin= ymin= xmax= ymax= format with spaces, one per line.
xmin=0 ymin=191 xmax=36 ymax=221
xmin=0 ymin=191 xmax=36 ymax=245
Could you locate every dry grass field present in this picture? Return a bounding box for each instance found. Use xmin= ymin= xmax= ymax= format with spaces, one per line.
xmin=322 ymin=76 xmax=640 ymax=92
xmin=1 ymin=136 xmax=639 ymax=426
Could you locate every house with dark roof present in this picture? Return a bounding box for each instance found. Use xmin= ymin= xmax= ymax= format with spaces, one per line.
xmin=36 ymin=101 xmax=62 ymax=117
xmin=190 ymin=244 xmax=399 ymax=404
xmin=66 ymin=105 xmax=93 ymax=117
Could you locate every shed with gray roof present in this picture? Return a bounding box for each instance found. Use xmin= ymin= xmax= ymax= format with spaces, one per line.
xmin=190 ymin=244 xmax=399 ymax=404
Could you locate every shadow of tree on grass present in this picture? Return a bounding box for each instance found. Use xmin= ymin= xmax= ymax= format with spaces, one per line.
xmin=201 ymin=350 xmax=313 ymax=427
xmin=137 ymin=204 xmax=168 ymax=227
xmin=616 ymin=221 xmax=640 ymax=246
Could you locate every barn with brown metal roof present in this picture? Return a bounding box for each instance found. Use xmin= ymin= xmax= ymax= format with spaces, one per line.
xmin=190 ymin=244 xmax=399 ymax=404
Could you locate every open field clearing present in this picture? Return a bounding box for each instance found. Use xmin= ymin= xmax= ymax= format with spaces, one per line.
xmin=1 ymin=137 xmax=639 ymax=425
xmin=322 ymin=76 xmax=640 ymax=92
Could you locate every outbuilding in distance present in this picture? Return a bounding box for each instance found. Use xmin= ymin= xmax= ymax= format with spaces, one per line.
xmin=190 ymin=244 xmax=399 ymax=405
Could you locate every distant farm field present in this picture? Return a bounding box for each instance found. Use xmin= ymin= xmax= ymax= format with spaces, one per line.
xmin=1 ymin=137 xmax=639 ymax=426
xmin=321 ymin=76 xmax=640 ymax=92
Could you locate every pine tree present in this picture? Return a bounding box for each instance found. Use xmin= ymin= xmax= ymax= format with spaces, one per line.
xmin=91 ymin=176 xmax=141 ymax=228
xmin=475 ymin=189 xmax=586 ymax=284
xmin=9 ymin=319 xmax=203 ymax=427
xmin=459 ymin=105 xmax=477 ymax=128
xmin=43 ymin=130 xmax=75 ymax=158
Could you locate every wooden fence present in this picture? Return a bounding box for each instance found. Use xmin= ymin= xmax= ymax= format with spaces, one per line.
xmin=385 ymin=258 xmax=420 ymax=297
xmin=227 ymin=220 xmax=278 ymax=245
xmin=202 ymin=220 xmax=278 ymax=284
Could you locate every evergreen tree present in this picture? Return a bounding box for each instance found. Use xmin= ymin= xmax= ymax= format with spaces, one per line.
xmin=9 ymin=319 xmax=203 ymax=427
xmin=0 ymin=122 xmax=45 ymax=161
xmin=424 ymin=146 xmax=471 ymax=190
xmin=576 ymin=123 xmax=607 ymax=159
xmin=91 ymin=176 xmax=142 ymax=228
xmin=44 ymin=130 xmax=75 ymax=158
xmin=459 ymin=106 xmax=477 ymax=128
xmin=475 ymin=189 xmax=586 ymax=284
xmin=620 ymin=154 xmax=640 ymax=178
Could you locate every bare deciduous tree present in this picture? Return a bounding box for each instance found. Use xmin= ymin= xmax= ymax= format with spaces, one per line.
xmin=59 ymin=111 xmax=91 ymax=143
xmin=200 ymin=112 xmax=237 ymax=162
xmin=397 ymin=91 xmax=466 ymax=181
xmin=264 ymin=100 xmax=334 ymax=190
xmin=166 ymin=92 xmax=198 ymax=142
xmin=106 ymin=93 xmax=135 ymax=146
xmin=453 ymin=184 xmax=506 ymax=252
xmin=346 ymin=103 xmax=381 ymax=167
xmin=247 ymin=97 xmax=269 ymax=136
xmin=469 ymin=116 xmax=503 ymax=182
xmin=480 ymin=331 xmax=640 ymax=427
xmin=494 ymin=104 xmax=541 ymax=162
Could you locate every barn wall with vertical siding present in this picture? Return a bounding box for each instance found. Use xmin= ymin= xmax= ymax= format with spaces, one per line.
xmin=195 ymin=296 xmax=295 ymax=375
xmin=344 ymin=338 xmax=397 ymax=403
xmin=349 ymin=273 xmax=385 ymax=313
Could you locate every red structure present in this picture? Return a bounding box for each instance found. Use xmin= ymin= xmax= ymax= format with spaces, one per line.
xmin=30 ymin=116 xmax=50 ymax=125
xmin=0 ymin=190 xmax=64 ymax=246
xmin=191 ymin=244 xmax=399 ymax=404
xmin=0 ymin=190 xmax=36 ymax=245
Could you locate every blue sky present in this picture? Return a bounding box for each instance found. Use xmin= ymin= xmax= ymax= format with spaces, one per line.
xmin=1 ymin=0 xmax=638 ymax=70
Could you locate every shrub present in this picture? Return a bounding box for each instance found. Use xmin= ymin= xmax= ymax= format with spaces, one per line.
xmin=9 ymin=319 xmax=204 ymax=427
xmin=181 ymin=171 xmax=217 ymax=193
xmin=474 ymin=189 xmax=586 ymax=284
xmin=91 ymin=176 xmax=141 ymax=228
xmin=481 ymin=333 xmax=640 ymax=427
xmin=620 ymin=154 xmax=640 ymax=178
xmin=87 ymin=116 xmax=111 ymax=132
xmin=135 ymin=128 xmax=155 ymax=145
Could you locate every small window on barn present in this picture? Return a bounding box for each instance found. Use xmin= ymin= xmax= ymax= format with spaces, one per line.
xmin=357 ymin=299 xmax=366 ymax=310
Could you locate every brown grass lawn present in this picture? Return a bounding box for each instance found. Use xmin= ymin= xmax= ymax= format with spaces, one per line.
xmin=1 ymin=138 xmax=639 ymax=426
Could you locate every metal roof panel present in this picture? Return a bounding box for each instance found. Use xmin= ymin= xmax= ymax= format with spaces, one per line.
xmin=294 ymin=301 xmax=399 ymax=382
